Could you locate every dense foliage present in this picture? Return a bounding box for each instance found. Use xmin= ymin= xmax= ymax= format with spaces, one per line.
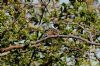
xmin=0 ymin=0 xmax=100 ymax=66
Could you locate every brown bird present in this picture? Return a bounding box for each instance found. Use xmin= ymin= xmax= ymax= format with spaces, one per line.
xmin=45 ymin=28 xmax=59 ymax=37
xmin=43 ymin=28 xmax=60 ymax=46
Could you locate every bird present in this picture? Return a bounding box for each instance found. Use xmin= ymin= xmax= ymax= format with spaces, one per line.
xmin=42 ymin=28 xmax=59 ymax=46
xmin=44 ymin=28 xmax=59 ymax=37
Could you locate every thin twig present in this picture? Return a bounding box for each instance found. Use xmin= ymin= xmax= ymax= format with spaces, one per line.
xmin=31 ymin=35 xmax=100 ymax=46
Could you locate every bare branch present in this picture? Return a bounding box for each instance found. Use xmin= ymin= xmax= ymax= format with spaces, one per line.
xmin=31 ymin=35 xmax=100 ymax=46
xmin=0 ymin=45 xmax=24 ymax=53
xmin=0 ymin=35 xmax=100 ymax=53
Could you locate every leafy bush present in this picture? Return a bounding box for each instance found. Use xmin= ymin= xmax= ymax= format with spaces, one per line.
xmin=0 ymin=0 xmax=100 ymax=66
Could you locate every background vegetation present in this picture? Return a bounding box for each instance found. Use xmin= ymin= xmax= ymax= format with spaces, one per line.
xmin=0 ymin=0 xmax=100 ymax=66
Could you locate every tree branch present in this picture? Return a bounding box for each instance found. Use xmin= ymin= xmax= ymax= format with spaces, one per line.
xmin=31 ymin=35 xmax=100 ymax=46
xmin=0 ymin=35 xmax=100 ymax=53
xmin=0 ymin=45 xmax=24 ymax=53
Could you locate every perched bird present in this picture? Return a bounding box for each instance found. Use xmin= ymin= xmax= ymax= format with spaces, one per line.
xmin=44 ymin=28 xmax=59 ymax=37
xmin=43 ymin=28 xmax=59 ymax=46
